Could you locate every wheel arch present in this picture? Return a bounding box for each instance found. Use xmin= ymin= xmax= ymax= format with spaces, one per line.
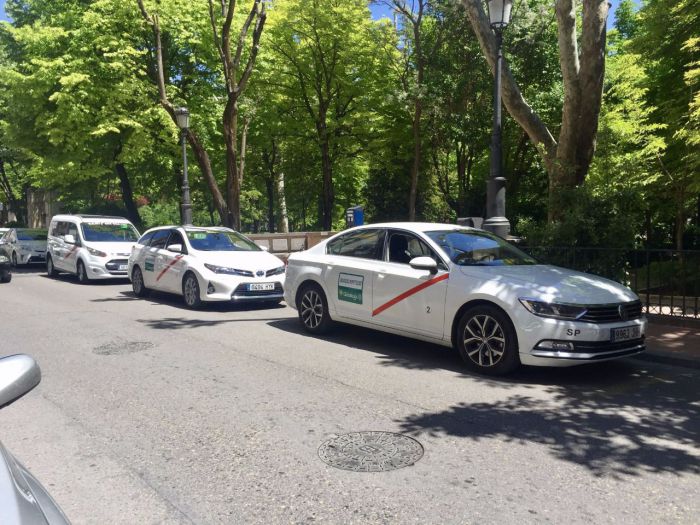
xmin=294 ymin=277 xmax=330 ymax=310
xmin=450 ymin=299 xmax=519 ymax=350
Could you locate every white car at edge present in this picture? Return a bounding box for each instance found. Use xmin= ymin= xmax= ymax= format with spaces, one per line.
xmin=284 ymin=222 xmax=646 ymax=375
xmin=128 ymin=225 xmax=286 ymax=308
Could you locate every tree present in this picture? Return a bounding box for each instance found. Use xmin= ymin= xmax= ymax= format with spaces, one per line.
xmin=137 ymin=0 xmax=266 ymax=229
xmin=461 ymin=0 xmax=610 ymax=220
xmin=265 ymin=0 xmax=381 ymax=230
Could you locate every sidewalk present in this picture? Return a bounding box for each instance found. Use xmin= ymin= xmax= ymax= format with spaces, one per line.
xmin=639 ymin=320 xmax=700 ymax=369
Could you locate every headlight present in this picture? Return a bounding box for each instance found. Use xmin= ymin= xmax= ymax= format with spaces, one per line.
xmin=87 ymin=247 xmax=107 ymax=257
xmin=203 ymin=263 xmax=253 ymax=277
xmin=519 ymin=298 xmax=588 ymax=320
xmin=267 ymin=266 xmax=285 ymax=276
xmin=0 ymin=255 xmax=8 ymax=263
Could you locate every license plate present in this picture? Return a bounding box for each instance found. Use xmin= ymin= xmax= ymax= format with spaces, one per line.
xmin=249 ymin=283 xmax=275 ymax=291
xmin=119 ymin=264 xmax=128 ymax=271
xmin=611 ymin=325 xmax=641 ymax=342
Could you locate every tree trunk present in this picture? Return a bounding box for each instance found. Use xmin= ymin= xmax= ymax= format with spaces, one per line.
xmin=461 ymin=0 xmax=609 ymax=222
xmin=266 ymin=176 xmax=275 ymax=233
xmin=317 ymin=118 xmax=334 ymax=231
xmin=0 ymin=158 xmax=19 ymax=214
xmin=115 ymin=163 xmax=142 ymax=228
xmin=223 ymin=100 xmax=240 ymax=230
xmin=408 ymin=99 xmax=422 ymax=221
xmin=276 ymin=170 xmax=289 ymax=233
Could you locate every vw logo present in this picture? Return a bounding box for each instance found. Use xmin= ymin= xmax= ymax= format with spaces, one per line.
xmin=256 ymin=270 xmax=265 ymax=277
xmin=618 ymin=305 xmax=629 ymax=321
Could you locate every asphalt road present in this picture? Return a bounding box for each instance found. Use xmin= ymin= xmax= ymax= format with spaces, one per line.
xmin=1 ymin=268 xmax=699 ymax=524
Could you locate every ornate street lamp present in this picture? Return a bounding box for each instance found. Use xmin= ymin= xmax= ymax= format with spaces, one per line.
xmin=483 ymin=0 xmax=513 ymax=238
xmin=174 ymin=107 xmax=193 ymax=226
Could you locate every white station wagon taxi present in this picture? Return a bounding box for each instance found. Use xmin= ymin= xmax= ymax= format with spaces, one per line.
xmin=284 ymin=223 xmax=646 ymax=375
xmin=129 ymin=226 xmax=286 ymax=308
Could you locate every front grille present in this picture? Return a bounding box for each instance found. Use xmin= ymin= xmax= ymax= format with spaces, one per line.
xmin=105 ymin=259 xmax=128 ymax=271
xmin=266 ymin=267 xmax=285 ymax=277
xmin=232 ymin=282 xmax=284 ymax=297
xmin=579 ymin=301 xmax=643 ymax=324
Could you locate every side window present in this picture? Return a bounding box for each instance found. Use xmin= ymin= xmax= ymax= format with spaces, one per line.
xmin=388 ymin=231 xmax=446 ymax=269
xmin=166 ymin=231 xmax=186 ymax=252
xmin=149 ymin=230 xmax=170 ymax=249
xmin=49 ymin=222 xmax=58 ymax=237
xmin=329 ymin=229 xmax=384 ymax=260
xmin=67 ymin=223 xmax=78 ymax=239
xmin=137 ymin=231 xmax=155 ymax=246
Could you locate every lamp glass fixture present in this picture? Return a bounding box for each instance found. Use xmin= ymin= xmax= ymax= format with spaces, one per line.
xmin=487 ymin=0 xmax=513 ymax=29
xmin=175 ymin=107 xmax=190 ymax=130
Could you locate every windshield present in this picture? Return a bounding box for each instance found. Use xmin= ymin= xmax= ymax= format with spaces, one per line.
xmin=186 ymin=229 xmax=261 ymax=252
xmin=17 ymin=229 xmax=47 ymax=241
xmin=426 ymin=229 xmax=537 ymax=266
xmin=81 ymin=222 xmax=139 ymax=242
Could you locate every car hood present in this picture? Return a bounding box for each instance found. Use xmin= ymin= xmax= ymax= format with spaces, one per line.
xmin=193 ymin=250 xmax=284 ymax=272
xmin=15 ymin=240 xmax=46 ymax=251
xmin=459 ymin=264 xmax=638 ymax=305
xmin=84 ymin=241 xmax=136 ymax=257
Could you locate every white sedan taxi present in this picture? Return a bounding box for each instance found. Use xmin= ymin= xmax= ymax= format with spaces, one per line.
xmin=284 ymin=223 xmax=646 ymax=375
xmin=129 ymin=226 xmax=285 ymax=308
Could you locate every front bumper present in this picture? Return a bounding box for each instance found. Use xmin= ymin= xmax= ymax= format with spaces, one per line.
xmin=516 ymin=313 xmax=647 ymax=367
xmin=530 ymin=338 xmax=645 ymax=361
xmin=85 ymin=257 xmax=130 ymax=279
xmin=200 ymin=274 xmax=285 ymax=303
xmin=17 ymin=251 xmax=46 ymax=264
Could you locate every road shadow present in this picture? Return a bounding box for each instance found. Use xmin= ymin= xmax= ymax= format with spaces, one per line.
xmin=93 ymin=290 xmax=288 ymax=312
xmin=43 ymin=273 xmax=130 ymax=286
xmin=269 ymin=317 xmax=700 ymax=478
xmin=10 ymin=265 xmax=46 ymax=275
xmin=137 ymin=316 xmax=290 ymax=330
xmin=396 ymin=369 xmax=700 ymax=478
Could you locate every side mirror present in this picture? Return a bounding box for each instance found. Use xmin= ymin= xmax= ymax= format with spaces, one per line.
xmin=167 ymin=244 xmax=183 ymax=254
xmin=0 ymin=354 xmax=41 ymax=410
xmin=64 ymin=234 xmax=76 ymax=245
xmin=409 ymin=256 xmax=438 ymax=273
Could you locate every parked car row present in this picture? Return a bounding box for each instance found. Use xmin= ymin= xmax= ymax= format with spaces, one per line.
xmin=4 ymin=214 xmax=647 ymax=376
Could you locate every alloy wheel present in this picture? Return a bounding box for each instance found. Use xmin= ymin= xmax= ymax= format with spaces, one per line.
xmin=184 ymin=275 xmax=198 ymax=306
xmin=300 ymin=289 xmax=324 ymax=329
xmin=462 ymin=314 xmax=506 ymax=367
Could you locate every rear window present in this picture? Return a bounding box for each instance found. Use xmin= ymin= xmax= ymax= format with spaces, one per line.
xmin=327 ymin=229 xmax=385 ymax=260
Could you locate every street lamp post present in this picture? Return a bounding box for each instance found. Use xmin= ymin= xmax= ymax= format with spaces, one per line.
xmin=483 ymin=0 xmax=513 ymax=238
xmin=174 ymin=107 xmax=193 ymax=226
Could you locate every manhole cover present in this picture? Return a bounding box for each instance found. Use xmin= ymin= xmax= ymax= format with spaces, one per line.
xmin=318 ymin=431 xmax=423 ymax=472
xmin=93 ymin=340 xmax=154 ymax=356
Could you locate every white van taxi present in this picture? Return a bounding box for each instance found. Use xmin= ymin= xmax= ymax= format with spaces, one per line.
xmin=128 ymin=226 xmax=286 ymax=309
xmin=284 ymin=223 xmax=646 ymax=375
xmin=47 ymin=214 xmax=140 ymax=282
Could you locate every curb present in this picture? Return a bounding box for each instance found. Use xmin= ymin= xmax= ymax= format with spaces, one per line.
xmin=631 ymin=351 xmax=700 ymax=370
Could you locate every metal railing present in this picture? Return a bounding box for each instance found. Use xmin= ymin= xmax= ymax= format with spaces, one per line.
xmin=525 ymin=246 xmax=700 ymax=319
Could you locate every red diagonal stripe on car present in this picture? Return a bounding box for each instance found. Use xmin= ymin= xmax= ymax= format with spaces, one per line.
xmin=157 ymin=255 xmax=184 ymax=282
xmin=372 ymin=273 xmax=449 ymax=317
xmin=66 ymin=246 xmax=79 ymax=258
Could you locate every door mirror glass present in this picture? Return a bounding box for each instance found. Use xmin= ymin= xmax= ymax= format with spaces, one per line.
xmin=64 ymin=234 xmax=76 ymax=245
xmin=0 ymin=354 xmax=41 ymax=410
xmin=167 ymin=243 xmax=183 ymax=253
xmin=409 ymin=256 xmax=438 ymax=273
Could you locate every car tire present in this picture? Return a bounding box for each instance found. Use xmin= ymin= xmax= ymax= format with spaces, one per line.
xmin=0 ymin=271 xmax=10 ymax=283
xmin=132 ymin=266 xmax=150 ymax=298
xmin=297 ymin=283 xmax=333 ymax=334
xmin=182 ymin=272 xmax=202 ymax=309
xmin=76 ymin=260 xmax=90 ymax=284
xmin=456 ymin=305 xmax=520 ymax=376
xmin=47 ymin=255 xmax=58 ymax=277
